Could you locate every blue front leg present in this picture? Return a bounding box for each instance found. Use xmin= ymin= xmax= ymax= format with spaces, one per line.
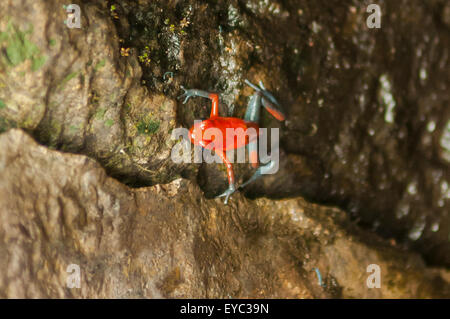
xmin=178 ymin=86 xmax=220 ymax=118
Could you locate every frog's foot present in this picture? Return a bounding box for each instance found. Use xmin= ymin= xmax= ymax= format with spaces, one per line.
xmin=246 ymin=80 xmax=281 ymax=107
xmin=178 ymin=85 xmax=198 ymax=104
xmin=178 ymin=86 xmax=212 ymax=104
xmin=216 ymin=184 xmax=237 ymax=205
xmin=239 ymin=160 xmax=277 ymax=189
xmin=245 ymin=79 xmax=286 ymax=121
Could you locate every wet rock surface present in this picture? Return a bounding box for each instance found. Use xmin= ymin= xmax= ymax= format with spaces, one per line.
xmin=0 ymin=0 xmax=449 ymax=292
xmin=0 ymin=129 xmax=448 ymax=298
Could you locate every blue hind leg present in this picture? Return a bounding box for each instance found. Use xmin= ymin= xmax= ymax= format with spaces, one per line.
xmin=245 ymin=80 xmax=286 ymax=121
xmin=240 ymin=80 xmax=284 ymax=189
xmin=244 ymin=89 xmax=261 ymax=168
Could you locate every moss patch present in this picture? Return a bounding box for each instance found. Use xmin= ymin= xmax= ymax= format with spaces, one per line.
xmin=95 ymin=108 xmax=106 ymax=120
xmin=58 ymin=71 xmax=79 ymax=91
xmin=0 ymin=22 xmax=47 ymax=71
xmin=94 ymin=59 xmax=106 ymax=71
xmin=0 ymin=117 xmax=16 ymax=133
xmin=105 ymin=119 xmax=114 ymax=127
xmin=137 ymin=118 xmax=160 ymax=135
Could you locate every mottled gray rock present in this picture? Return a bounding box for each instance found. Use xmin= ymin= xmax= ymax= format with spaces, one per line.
xmin=0 ymin=129 xmax=448 ymax=298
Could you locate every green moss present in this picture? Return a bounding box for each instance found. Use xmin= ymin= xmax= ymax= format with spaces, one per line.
xmin=47 ymin=120 xmax=62 ymax=146
xmin=138 ymin=46 xmax=151 ymax=65
xmin=137 ymin=118 xmax=160 ymax=135
xmin=58 ymin=71 xmax=79 ymax=91
xmin=0 ymin=100 xmax=5 ymax=109
xmin=94 ymin=59 xmax=106 ymax=71
xmin=49 ymin=39 xmax=56 ymax=47
xmin=0 ymin=117 xmax=16 ymax=133
xmin=21 ymin=116 xmax=35 ymax=128
xmin=0 ymin=22 xmax=46 ymax=71
xmin=69 ymin=124 xmax=78 ymax=132
xmin=31 ymin=55 xmax=46 ymax=71
xmin=105 ymin=119 xmax=114 ymax=127
xmin=95 ymin=108 xmax=106 ymax=119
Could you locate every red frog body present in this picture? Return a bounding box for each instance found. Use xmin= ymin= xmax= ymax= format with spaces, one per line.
xmin=179 ymin=80 xmax=285 ymax=204
xmin=189 ymin=117 xmax=260 ymax=151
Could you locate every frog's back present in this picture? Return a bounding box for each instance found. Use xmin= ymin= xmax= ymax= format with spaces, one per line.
xmin=202 ymin=117 xmax=260 ymax=150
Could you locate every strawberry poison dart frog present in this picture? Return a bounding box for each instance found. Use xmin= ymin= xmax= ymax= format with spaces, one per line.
xmin=178 ymin=80 xmax=285 ymax=204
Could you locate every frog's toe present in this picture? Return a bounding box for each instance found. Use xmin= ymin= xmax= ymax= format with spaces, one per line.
xmin=240 ymin=160 xmax=278 ymax=189
xmin=258 ymin=81 xmax=281 ymax=108
xmin=177 ymin=86 xmax=193 ymax=104
xmin=258 ymin=80 xmax=266 ymax=90
xmin=216 ymin=185 xmax=237 ymax=205
xmin=245 ymin=79 xmax=283 ymax=114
